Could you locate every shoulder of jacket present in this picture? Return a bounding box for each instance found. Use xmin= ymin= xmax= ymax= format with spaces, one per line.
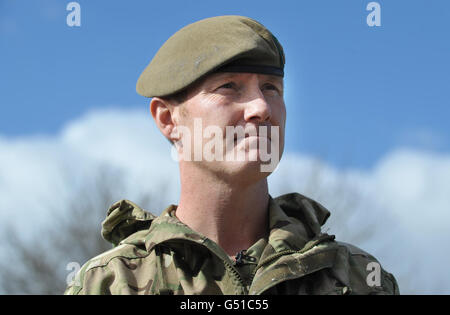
xmin=88 ymin=233 xmax=151 ymax=272
xmin=333 ymin=241 xmax=400 ymax=294
xmin=65 ymin=239 xmax=151 ymax=295
xmin=335 ymin=241 xmax=375 ymax=258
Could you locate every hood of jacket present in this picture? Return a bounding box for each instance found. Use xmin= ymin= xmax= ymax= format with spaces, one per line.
xmin=101 ymin=199 xmax=156 ymax=247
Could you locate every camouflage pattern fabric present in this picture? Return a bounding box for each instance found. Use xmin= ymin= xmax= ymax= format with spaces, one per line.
xmin=65 ymin=193 xmax=399 ymax=295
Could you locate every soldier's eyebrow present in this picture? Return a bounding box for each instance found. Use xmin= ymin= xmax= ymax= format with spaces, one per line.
xmin=201 ymin=72 xmax=240 ymax=90
xmin=261 ymin=75 xmax=284 ymax=92
xmin=202 ymin=72 xmax=284 ymax=92
xmin=209 ymin=72 xmax=241 ymax=82
xmin=263 ymin=74 xmax=283 ymax=85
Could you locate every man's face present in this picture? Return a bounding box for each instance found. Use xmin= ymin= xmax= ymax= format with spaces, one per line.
xmin=172 ymin=72 xmax=286 ymax=182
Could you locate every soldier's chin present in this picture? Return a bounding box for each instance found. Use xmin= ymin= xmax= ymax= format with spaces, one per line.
xmin=224 ymin=159 xmax=271 ymax=181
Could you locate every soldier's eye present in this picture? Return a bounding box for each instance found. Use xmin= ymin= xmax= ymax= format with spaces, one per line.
xmin=217 ymin=82 xmax=236 ymax=90
xmin=262 ymin=83 xmax=281 ymax=94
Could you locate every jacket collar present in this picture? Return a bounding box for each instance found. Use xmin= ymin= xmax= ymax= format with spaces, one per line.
xmin=101 ymin=199 xmax=155 ymax=247
xmin=140 ymin=193 xmax=332 ymax=255
xmin=266 ymin=193 xmax=330 ymax=252
xmin=101 ymin=193 xmax=332 ymax=255
xmin=143 ymin=205 xmax=208 ymax=252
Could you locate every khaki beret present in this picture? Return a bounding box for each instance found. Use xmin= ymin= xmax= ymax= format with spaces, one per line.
xmin=136 ymin=15 xmax=285 ymax=98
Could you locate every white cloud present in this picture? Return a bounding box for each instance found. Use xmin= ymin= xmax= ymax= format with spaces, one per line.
xmin=1 ymin=107 xmax=449 ymax=294
xmin=0 ymin=108 xmax=180 ymax=229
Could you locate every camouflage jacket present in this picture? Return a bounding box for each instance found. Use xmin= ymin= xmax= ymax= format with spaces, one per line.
xmin=65 ymin=193 xmax=399 ymax=295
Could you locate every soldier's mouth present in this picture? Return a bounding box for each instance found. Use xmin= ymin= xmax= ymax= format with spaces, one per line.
xmin=233 ymin=132 xmax=272 ymax=142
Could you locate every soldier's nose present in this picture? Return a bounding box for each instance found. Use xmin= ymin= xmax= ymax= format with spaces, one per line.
xmin=244 ymin=96 xmax=271 ymax=123
xmin=243 ymin=85 xmax=272 ymax=123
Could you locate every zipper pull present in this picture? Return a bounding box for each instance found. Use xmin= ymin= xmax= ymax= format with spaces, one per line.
xmin=235 ymin=250 xmax=246 ymax=266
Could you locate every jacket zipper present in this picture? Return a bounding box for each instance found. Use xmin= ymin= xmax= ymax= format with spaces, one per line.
xmin=159 ymin=239 xmax=249 ymax=294
xmin=222 ymin=258 xmax=249 ymax=294
xmin=159 ymin=234 xmax=334 ymax=294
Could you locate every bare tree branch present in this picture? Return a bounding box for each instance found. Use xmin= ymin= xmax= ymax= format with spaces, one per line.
xmin=0 ymin=163 xmax=166 ymax=294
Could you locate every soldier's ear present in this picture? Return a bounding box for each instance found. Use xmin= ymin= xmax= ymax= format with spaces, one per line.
xmin=150 ymin=97 xmax=178 ymax=143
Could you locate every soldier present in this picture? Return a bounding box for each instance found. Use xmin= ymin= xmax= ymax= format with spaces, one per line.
xmin=65 ymin=15 xmax=399 ymax=295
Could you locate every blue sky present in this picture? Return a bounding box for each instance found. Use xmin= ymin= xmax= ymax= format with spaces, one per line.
xmin=1 ymin=0 xmax=449 ymax=169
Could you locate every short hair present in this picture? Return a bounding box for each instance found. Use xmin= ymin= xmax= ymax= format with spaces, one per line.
xmin=157 ymin=88 xmax=189 ymax=146
xmin=161 ymin=88 xmax=188 ymax=105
